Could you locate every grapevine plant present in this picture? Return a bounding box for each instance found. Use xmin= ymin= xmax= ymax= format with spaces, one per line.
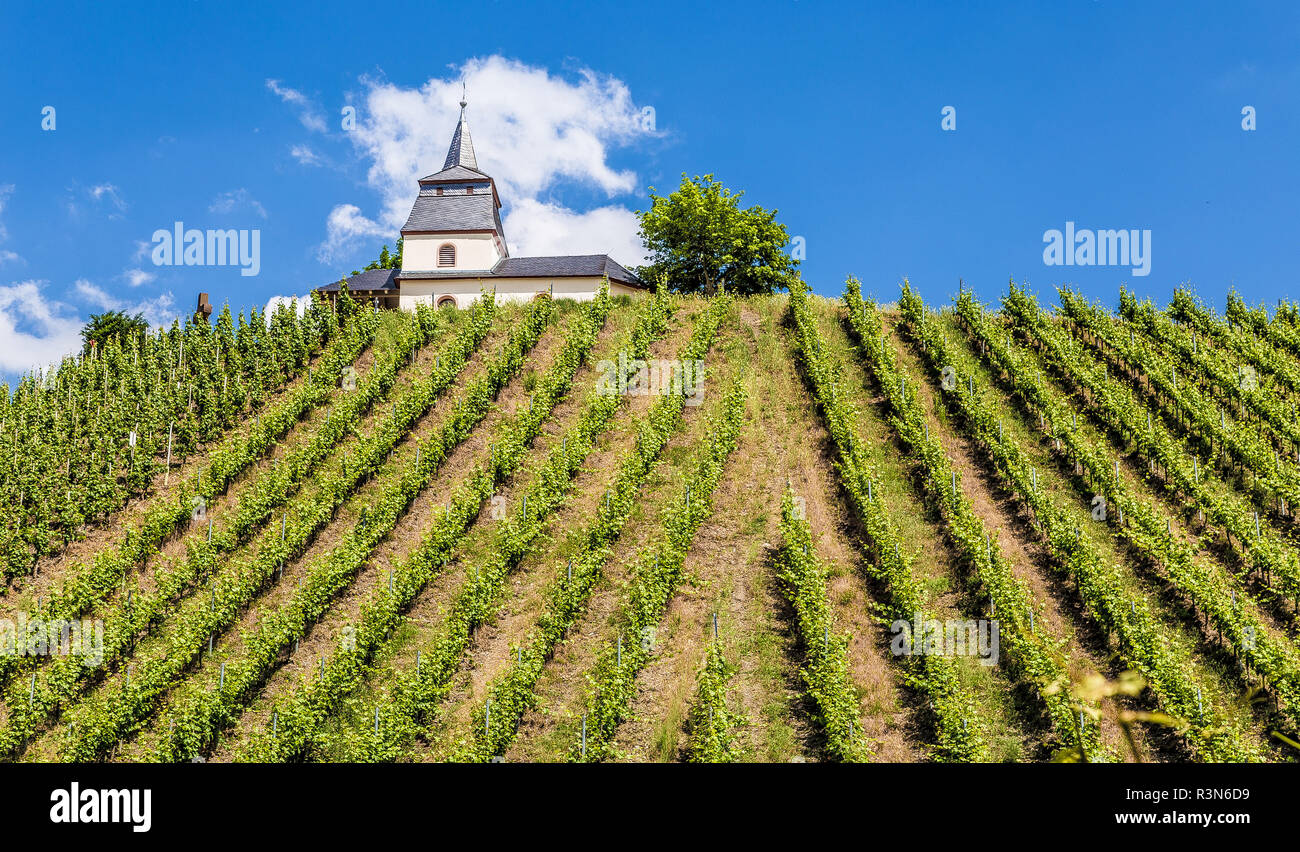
xmin=454 ymin=295 xmax=732 ymax=763
xmin=568 ymin=374 xmax=747 ymax=762
xmin=788 ymin=280 xmax=985 ymax=761
xmin=902 ymin=284 xmax=1260 ymax=762
xmin=774 ymin=489 xmax=874 ymax=762
xmin=842 ymin=280 xmax=1104 ymax=760
xmin=236 ymin=282 xmax=667 ymax=762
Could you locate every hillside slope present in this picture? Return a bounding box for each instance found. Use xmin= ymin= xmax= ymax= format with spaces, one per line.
xmin=3 ymin=283 xmax=1298 ymax=763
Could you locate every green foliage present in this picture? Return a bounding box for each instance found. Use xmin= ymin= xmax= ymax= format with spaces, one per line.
xmin=841 ymin=279 xmax=1104 ymax=759
xmin=775 ymin=489 xmax=873 ymax=762
xmin=42 ymin=295 xmax=501 ymax=761
xmin=0 ymin=304 xmax=384 ymax=756
xmin=136 ymin=293 xmax=531 ymax=763
xmin=964 ymin=289 xmax=1300 ymax=751
xmin=1075 ymin=289 xmax=1300 ymax=518
xmin=787 ymin=281 xmax=985 ymax=761
xmin=336 ymin=281 xmax=358 ymax=324
xmin=1 ymin=296 xmax=345 ymax=580
xmin=455 ymin=295 xmax=730 ymax=763
xmin=15 ymin=285 xmax=1293 ymax=766
xmin=636 ymin=174 xmax=799 ymax=296
xmin=572 ymin=370 xmax=746 ymax=762
xmin=360 ymin=237 xmax=403 ymax=274
xmin=234 ymin=284 xmax=666 ymax=762
xmin=912 ymin=285 xmax=1258 ymax=760
xmin=685 ymin=641 xmax=744 ymax=762
xmin=81 ymin=309 xmax=149 ymax=355
xmin=1170 ymin=287 xmax=1300 ymax=416
xmin=1041 ymin=288 xmax=1300 ymax=598
xmin=987 ymin=286 xmax=1285 ymax=759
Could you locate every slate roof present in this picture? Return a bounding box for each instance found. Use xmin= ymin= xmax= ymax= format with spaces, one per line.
xmin=398 ymin=254 xmax=644 ymax=287
xmin=441 ymin=105 xmax=477 ymax=171
xmin=407 ymin=99 xmax=504 ymax=234
xmin=418 ymin=164 xmax=492 ymax=184
xmin=314 ymin=267 xmax=398 ymax=293
xmin=493 ymin=255 xmax=643 ymax=286
xmin=401 ymin=192 xmax=501 ymax=233
xmin=316 ymin=255 xmax=644 ymax=295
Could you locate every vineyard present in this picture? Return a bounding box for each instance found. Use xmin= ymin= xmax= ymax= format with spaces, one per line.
xmin=4 ymin=279 xmax=1300 ymax=763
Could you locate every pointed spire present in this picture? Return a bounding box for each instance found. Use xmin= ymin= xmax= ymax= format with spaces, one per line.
xmin=442 ymin=83 xmax=478 ymax=171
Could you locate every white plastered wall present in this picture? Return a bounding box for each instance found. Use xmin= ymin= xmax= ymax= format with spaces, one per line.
xmin=398 ymin=277 xmax=645 ymax=311
xmin=401 ymin=233 xmax=502 ymax=272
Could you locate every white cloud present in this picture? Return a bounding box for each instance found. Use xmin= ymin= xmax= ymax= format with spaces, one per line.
xmin=264 ymin=292 xmax=313 ymax=322
xmin=503 ymin=199 xmax=647 ymax=268
xmin=123 ymin=268 xmax=156 ymax=287
xmin=67 ymin=182 xmax=126 ymax=222
xmin=0 ymin=250 xmax=19 ymax=265
xmin=290 ymin=144 xmax=324 ymax=166
xmin=0 ymin=279 xmax=179 ymax=376
xmin=88 ymin=183 xmax=127 ymax=214
xmin=317 ymin=203 xmax=388 ymax=262
xmin=267 ymin=79 xmax=327 ymax=133
xmin=209 ymin=188 xmax=268 ymax=219
xmin=73 ymin=278 xmax=116 ymax=310
xmin=76 ymin=280 xmax=176 ymax=325
xmin=71 ymin=279 xmax=177 ymax=327
xmin=0 ymin=281 xmax=84 ymax=374
xmin=322 ymin=56 xmax=655 ymax=266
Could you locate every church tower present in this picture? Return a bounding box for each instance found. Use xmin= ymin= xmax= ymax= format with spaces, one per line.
xmin=399 ymin=92 xmax=508 ymax=278
xmin=319 ymin=86 xmax=646 ymax=310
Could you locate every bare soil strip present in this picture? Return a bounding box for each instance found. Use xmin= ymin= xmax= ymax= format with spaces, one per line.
xmin=210 ymin=301 xmax=666 ymax=759
xmin=122 ymin=308 xmax=574 ymax=761
xmin=611 ymin=298 xmax=924 ymax=762
xmin=501 ymin=312 xmax=742 ymax=763
xmin=404 ymin=305 xmax=708 ymax=762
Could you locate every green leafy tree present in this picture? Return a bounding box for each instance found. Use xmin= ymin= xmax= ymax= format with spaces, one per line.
xmin=360 ymin=237 xmax=404 ymax=274
xmin=80 ymin=310 xmax=148 ymax=354
xmin=637 ymin=174 xmax=800 ymax=295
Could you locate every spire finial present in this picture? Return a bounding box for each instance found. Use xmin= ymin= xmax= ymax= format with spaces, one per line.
xmin=459 ymin=80 xmax=467 ymax=110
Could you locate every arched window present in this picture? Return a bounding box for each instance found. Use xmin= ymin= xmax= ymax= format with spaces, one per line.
xmin=438 ymin=244 xmax=456 ymax=267
xmin=436 ymin=295 xmax=457 ymax=309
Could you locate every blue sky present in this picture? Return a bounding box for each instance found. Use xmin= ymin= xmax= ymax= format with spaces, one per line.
xmin=1 ymin=0 xmax=1297 ymax=377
